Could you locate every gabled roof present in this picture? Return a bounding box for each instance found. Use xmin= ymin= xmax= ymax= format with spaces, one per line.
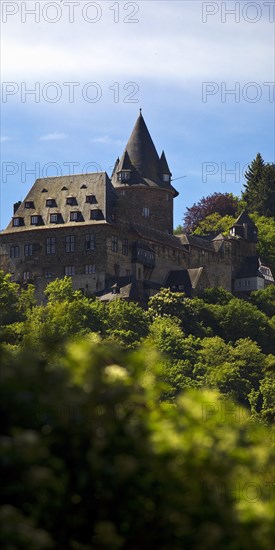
xmin=97 ymin=276 xmax=141 ymax=302
xmin=232 ymin=210 xmax=257 ymax=228
xmin=165 ymin=267 xmax=206 ymax=296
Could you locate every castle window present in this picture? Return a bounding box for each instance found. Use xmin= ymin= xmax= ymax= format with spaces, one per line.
xmin=111 ymin=235 xmax=118 ymax=252
xmin=85 ymin=264 xmax=96 ymax=274
xmin=142 ymin=207 xmax=150 ymax=218
xmin=24 ymin=244 xmax=33 ymax=256
xmin=90 ymin=210 xmax=99 ymax=220
xmin=66 ymin=196 xmax=77 ymax=206
xmin=46 ymin=198 xmax=56 ymax=207
xmin=163 ymin=174 xmax=170 ymax=183
xmin=13 ymin=217 xmax=21 ymax=227
xmin=10 ymin=245 xmax=19 ymax=258
xmin=65 ymin=266 xmax=75 ymax=276
xmin=46 ymin=237 xmax=56 ymax=255
xmin=25 ymin=201 xmax=34 ymax=209
xmin=70 ymin=211 xmax=80 ymax=222
xmin=45 ymin=270 xmax=52 ymax=278
xmin=85 ymin=234 xmax=95 ymax=251
xmin=122 ymin=239 xmax=128 ymax=256
xmin=118 ymin=171 xmax=130 ymax=182
xmin=50 ymin=213 xmax=58 ymax=224
xmin=31 ymin=215 xmax=39 ymax=225
xmin=86 ymin=195 xmax=97 ymax=204
xmin=65 ymin=235 xmax=75 ymax=253
xmin=23 ymin=271 xmax=30 ymax=280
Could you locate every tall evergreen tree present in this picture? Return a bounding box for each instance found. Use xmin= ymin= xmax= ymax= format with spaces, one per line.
xmin=262 ymin=163 xmax=275 ymax=217
xmin=242 ymin=153 xmax=265 ymax=213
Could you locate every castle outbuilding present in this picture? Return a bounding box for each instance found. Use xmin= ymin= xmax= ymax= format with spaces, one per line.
xmin=0 ymin=112 xmax=273 ymax=301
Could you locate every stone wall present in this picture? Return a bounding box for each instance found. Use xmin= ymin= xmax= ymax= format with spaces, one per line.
xmin=115 ymin=186 xmax=174 ymax=234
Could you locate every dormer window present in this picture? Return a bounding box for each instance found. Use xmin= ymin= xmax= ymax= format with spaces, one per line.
xmin=86 ymin=194 xmax=97 ymax=204
xmin=13 ymin=217 xmax=22 ymax=227
xmin=90 ymin=210 xmax=98 ymax=220
xmin=118 ymin=171 xmax=130 ymax=182
xmin=25 ymin=200 xmax=34 ymax=209
xmin=70 ymin=211 xmax=80 ymax=222
xmin=50 ymin=213 xmax=59 ymax=224
xmin=31 ymin=215 xmax=40 ymax=225
xmin=163 ymin=174 xmax=170 ymax=183
xmin=66 ymin=196 xmax=77 ymax=206
xmin=46 ymin=198 xmax=56 ymax=207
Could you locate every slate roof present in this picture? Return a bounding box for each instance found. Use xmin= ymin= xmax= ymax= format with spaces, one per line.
xmin=232 ymin=210 xmax=257 ymax=228
xmin=97 ymin=276 xmax=141 ymax=302
xmin=178 ymin=233 xmax=215 ymax=252
xmin=131 ymin=223 xmax=186 ymax=250
xmin=112 ymin=113 xmax=178 ymax=196
xmin=4 ymin=172 xmax=115 ymax=232
xmin=165 ymin=267 xmax=205 ymax=296
xmin=235 ymin=256 xmax=264 ymax=279
xmin=159 ymin=151 xmax=172 ymax=176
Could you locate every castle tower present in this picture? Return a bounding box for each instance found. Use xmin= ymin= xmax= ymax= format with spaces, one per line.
xmin=229 ymin=210 xmax=258 ymax=256
xmin=111 ymin=112 xmax=178 ymax=234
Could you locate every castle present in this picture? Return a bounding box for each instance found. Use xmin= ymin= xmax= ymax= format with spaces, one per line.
xmin=0 ymin=112 xmax=273 ymax=302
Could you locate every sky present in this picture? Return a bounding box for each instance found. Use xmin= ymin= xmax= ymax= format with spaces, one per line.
xmin=1 ymin=0 xmax=274 ymax=230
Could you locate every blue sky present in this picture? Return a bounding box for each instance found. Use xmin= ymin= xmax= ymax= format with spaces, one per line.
xmin=1 ymin=0 xmax=274 ymax=230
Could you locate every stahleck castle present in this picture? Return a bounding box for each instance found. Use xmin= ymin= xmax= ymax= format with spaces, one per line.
xmin=0 ymin=112 xmax=273 ymax=303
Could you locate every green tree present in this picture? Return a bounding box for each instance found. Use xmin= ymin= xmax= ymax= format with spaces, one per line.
xmin=200 ymin=287 xmax=233 ymax=305
xmin=217 ymin=298 xmax=274 ymax=354
xmin=250 ymin=285 xmax=275 ymax=318
xmin=242 ymin=153 xmax=265 ymax=213
xmin=44 ymin=276 xmax=83 ymax=303
xmin=242 ymin=155 xmax=275 ymax=217
xmin=194 ymin=213 xmax=235 ymax=236
xmin=0 ymin=271 xmax=20 ymax=326
xmin=261 ymin=163 xmax=275 ymax=217
xmin=251 ymin=214 xmax=275 ymax=275
xmin=104 ymin=299 xmax=149 ymax=349
xmin=1 ymin=340 xmax=274 ymax=549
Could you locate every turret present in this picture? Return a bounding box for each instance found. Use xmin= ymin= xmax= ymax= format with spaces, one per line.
xmin=112 ymin=111 xmax=178 ymax=234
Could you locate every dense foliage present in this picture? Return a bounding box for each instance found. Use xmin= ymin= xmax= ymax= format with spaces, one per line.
xmin=1 ymin=338 xmax=274 ymax=549
xmin=1 ymin=152 xmax=274 ymax=546
xmin=242 ymin=154 xmax=275 ymax=217
xmin=183 ymin=192 xmax=240 ymax=232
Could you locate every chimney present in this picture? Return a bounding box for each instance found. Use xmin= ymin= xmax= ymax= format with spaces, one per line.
xmin=13 ymin=201 xmax=21 ymax=214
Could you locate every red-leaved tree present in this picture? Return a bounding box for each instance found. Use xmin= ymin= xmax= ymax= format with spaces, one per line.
xmin=183 ymin=192 xmax=239 ymax=232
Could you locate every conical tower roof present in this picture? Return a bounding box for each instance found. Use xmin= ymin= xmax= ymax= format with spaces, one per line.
xmin=159 ymin=151 xmax=172 ymax=176
xmin=116 ymin=112 xmax=160 ymax=181
xmin=113 ymin=112 xmax=178 ymax=196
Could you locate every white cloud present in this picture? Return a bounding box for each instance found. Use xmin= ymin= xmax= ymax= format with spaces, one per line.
xmin=1 ymin=2 xmax=273 ymax=84
xmin=39 ymin=132 xmax=67 ymax=141
xmin=91 ymin=136 xmax=124 ymax=146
